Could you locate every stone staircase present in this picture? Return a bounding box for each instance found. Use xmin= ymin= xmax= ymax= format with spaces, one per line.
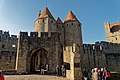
xmin=5 ymin=75 xmax=69 ymax=80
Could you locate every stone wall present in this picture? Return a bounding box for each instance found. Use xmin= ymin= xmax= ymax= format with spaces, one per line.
xmin=56 ymin=23 xmax=65 ymax=47
xmin=82 ymin=42 xmax=106 ymax=73
xmin=102 ymin=42 xmax=120 ymax=72
xmin=0 ymin=30 xmax=17 ymax=71
xmin=82 ymin=41 xmax=120 ymax=73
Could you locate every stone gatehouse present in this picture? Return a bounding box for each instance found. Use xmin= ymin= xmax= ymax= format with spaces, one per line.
xmin=15 ymin=32 xmax=63 ymax=74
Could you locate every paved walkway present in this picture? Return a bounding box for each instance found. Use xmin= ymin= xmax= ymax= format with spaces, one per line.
xmin=5 ymin=75 xmax=69 ymax=80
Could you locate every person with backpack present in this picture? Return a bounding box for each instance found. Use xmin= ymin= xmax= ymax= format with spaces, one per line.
xmin=103 ymin=67 xmax=110 ymax=80
xmin=105 ymin=68 xmax=110 ymax=80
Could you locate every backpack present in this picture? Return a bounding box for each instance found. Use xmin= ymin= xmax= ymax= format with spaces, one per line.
xmin=106 ymin=71 xmax=110 ymax=77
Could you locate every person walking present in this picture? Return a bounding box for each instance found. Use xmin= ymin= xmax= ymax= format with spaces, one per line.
xmin=41 ymin=65 xmax=44 ymax=75
xmin=100 ymin=68 xmax=104 ymax=80
xmin=105 ymin=68 xmax=110 ymax=80
xmin=98 ymin=69 xmax=103 ymax=80
xmin=45 ymin=64 xmax=49 ymax=74
xmin=103 ymin=67 xmax=106 ymax=80
xmin=0 ymin=70 xmax=4 ymax=80
xmin=56 ymin=65 xmax=60 ymax=76
xmin=83 ymin=69 xmax=88 ymax=80
xmin=61 ymin=65 xmax=66 ymax=77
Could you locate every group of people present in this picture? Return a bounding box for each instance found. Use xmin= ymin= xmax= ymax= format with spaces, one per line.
xmin=40 ymin=64 xmax=49 ymax=75
xmin=56 ymin=65 xmax=66 ymax=77
xmin=83 ymin=67 xmax=110 ymax=80
xmin=40 ymin=64 xmax=66 ymax=77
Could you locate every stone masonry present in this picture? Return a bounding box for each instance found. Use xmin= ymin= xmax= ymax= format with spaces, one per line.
xmin=0 ymin=30 xmax=17 ymax=72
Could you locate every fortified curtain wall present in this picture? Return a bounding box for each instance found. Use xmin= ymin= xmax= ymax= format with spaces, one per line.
xmin=0 ymin=30 xmax=18 ymax=73
xmin=82 ymin=41 xmax=120 ymax=73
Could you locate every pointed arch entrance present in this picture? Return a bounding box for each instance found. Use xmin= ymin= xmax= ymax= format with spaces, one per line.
xmin=30 ymin=48 xmax=48 ymax=73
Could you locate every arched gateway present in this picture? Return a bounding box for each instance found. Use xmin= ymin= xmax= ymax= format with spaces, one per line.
xmin=30 ymin=48 xmax=48 ymax=73
xmin=15 ymin=32 xmax=63 ymax=74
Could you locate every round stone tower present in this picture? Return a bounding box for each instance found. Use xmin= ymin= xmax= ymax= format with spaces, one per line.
xmin=64 ymin=11 xmax=82 ymax=46
xmin=104 ymin=21 xmax=120 ymax=43
xmin=34 ymin=7 xmax=57 ymax=37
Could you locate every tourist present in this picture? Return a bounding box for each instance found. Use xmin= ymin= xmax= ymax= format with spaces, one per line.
xmin=83 ymin=68 xmax=88 ymax=80
xmin=98 ymin=69 xmax=101 ymax=80
xmin=0 ymin=70 xmax=4 ymax=80
xmin=103 ymin=67 xmax=106 ymax=80
xmin=94 ymin=68 xmax=99 ymax=80
xmin=91 ymin=69 xmax=95 ymax=80
xmin=61 ymin=65 xmax=66 ymax=77
xmin=100 ymin=68 xmax=104 ymax=80
xmin=41 ymin=65 xmax=44 ymax=75
xmin=56 ymin=65 xmax=60 ymax=76
xmin=91 ymin=68 xmax=98 ymax=80
xmin=105 ymin=68 xmax=110 ymax=80
xmin=45 ymin=64 xmax=49 ymax=74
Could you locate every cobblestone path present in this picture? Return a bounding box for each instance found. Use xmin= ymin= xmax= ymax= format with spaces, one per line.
xmin=5 ymin=75 xmax=69 ymax=80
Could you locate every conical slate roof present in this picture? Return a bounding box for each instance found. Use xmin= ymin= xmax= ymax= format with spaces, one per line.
xmin=56 ymin=17 xmax=63 ymax=24
xmin=39 ymin=7 xmax=54 ymax=19
xmin=64 ymin=10 xmax=79 ymax=23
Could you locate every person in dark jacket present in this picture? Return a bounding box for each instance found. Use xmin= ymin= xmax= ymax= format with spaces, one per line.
xmin=56 ymin=65 xmax=60 ymax=76
xmin=83 ymin=69 xmax=88 ymax=80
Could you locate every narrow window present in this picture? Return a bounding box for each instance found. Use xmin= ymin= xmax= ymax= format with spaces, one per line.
xmin=116 ymin=38 xmax=117 ymax=40
xmin=51 ymin=20 xmax=53 ymax=23
xmin=71 ymin=23 xmax=73 ymax=26
xmin=43 ymin=19 xmax=44 ymax=23
xmin=67 ymin=24 xmax=68 ymax=26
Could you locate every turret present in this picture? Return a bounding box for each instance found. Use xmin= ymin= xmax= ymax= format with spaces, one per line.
xmin=64 ymin=11 xmax=82 ymax=46
xmin=104 ymin=21 xmax=120 ymax=43
xmin=34 ymin=7 xmax=57 ymax=37
xmin=104 ymin=22 xmax=111 ymax=38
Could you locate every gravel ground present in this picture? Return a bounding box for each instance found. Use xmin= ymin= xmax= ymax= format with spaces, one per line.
xmin=5 ymin=75 xmax=69 ymax=80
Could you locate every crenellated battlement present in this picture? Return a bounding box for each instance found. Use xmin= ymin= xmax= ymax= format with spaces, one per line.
xmin=19 ymin=31 xmax=60 ymax=43
xmin=0 ymin=30 xmax=18 ymax=42
xmin=19 ymin=32 xmax=28 ymax=39
xmin=83 ymin=41 xmax=120 ymax=54
xmin=19 ymin=32 xmax=60 ymax=38
xmin=30 ymin=32 xmax=38 ymax=38
xmin=0 ymin=30 xmax=18 ymax=71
